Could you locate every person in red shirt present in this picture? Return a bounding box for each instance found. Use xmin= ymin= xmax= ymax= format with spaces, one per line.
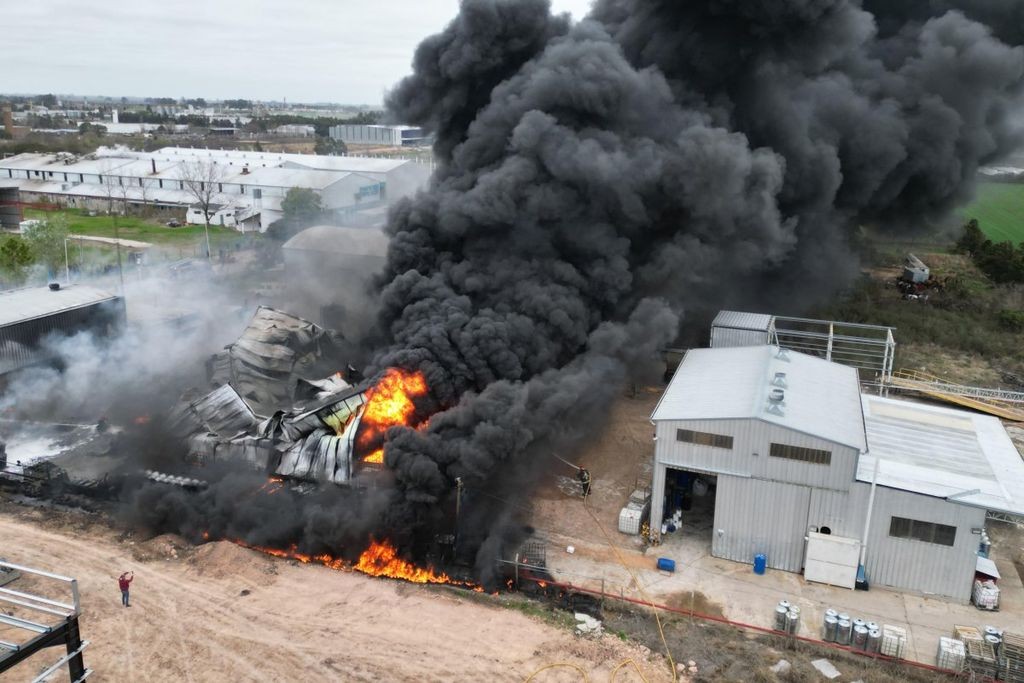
xmin=118 ymin=571 xmax=134 ymax=607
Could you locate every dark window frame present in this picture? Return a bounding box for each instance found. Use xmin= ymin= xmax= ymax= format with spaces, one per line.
xmin=769 ymin=442 xmax=831 ymax=465
xmin=888 ymin=516 xmax=957 ymax=547
xmin=676 ymin=429 xmax=733 ymax=450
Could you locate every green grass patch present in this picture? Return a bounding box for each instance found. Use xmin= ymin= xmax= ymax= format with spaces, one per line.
xmin=959 ymin=181 xmax=1024 ymax=244
xmin=24 ymin=208 xmax=242 ymax=249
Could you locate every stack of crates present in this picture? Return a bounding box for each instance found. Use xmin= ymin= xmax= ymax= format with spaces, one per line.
xmin=936 ymin=637 xmax=966 ymax=672
xmin=999 ymin=632 xmax=1024 ymax=683
xmin=880 ymin=625 xmax=907 ymax=659
xmin=965 ymin=638 xmax=999 ymax=679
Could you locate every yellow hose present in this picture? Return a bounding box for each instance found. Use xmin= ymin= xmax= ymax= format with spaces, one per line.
xmin=524 ymin=662 xmax=590 ymax=682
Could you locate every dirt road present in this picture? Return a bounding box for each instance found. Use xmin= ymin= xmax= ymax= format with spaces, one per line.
xmin=0 ymin=507 xmax=666 ymax=682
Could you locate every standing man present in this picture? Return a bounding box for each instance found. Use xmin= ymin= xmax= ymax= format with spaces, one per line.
xmin=577 ymin=467 xmax=592 ymax=499
xmin=118 ymin=571 xmax=134 ymax=607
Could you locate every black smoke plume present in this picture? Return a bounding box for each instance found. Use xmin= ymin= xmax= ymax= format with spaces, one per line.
xmin=125 ymin=0 xmax=1023 ymax=582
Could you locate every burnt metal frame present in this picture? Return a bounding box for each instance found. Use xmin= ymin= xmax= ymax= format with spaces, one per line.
xmin=0 ymin=560 xmax=90 ymax=682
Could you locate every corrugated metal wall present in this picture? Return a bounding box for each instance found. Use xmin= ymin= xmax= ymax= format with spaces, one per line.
xmin=655 ymin=418 xmax=859 ymax=491
xmin=855 ymin=483 xmax=984 ymax=602
xmin=709 ymin=326 xmax=771 ymax=348
xmin=0 ymin=300 xmax=124 ymax=375
xmin=712 ymin=475 xmax=811 ymax=572
xmin=808 ymin=488 xmax=859 ymax=538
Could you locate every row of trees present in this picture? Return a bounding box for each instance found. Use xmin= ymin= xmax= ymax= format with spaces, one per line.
xmin=955 ymin=219 xmax=1024 ymax=283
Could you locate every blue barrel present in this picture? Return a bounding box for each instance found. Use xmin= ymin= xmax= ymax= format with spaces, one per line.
xmin=753 ymin=553 xmax=767 ymax=575
xmin=656 ymin=557 xmax=676 ymax=573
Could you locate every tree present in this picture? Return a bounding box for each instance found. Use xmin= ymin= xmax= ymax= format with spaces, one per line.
xmin=180 ymin=159 xmax=227 ymax=259
xmin=0 ymin=235 xmax=35 ymax=285
xmin=955 ymin=219 xmax=986 ymax=256
xmin=281 ymin=187 xmax=323 ymax=225
xmin=22 ymin=216 xmax=70 ymax=278
xmin=267 ymin=188 xmax=323 ymax=241
xmin=314 ymin=136 xmax=347 ymax=156
xmin=78 ymin=122 xmax=107 ymax=136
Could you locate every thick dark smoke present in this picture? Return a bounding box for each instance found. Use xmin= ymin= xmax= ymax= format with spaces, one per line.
xmin=124 ymin=0 xmax=1023 ymax=582
xmin=373 ymin=0 xmax=1023 ymax=578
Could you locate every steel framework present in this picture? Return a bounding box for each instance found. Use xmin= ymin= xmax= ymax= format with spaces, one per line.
xmin=0 ymin=560 xmax=90 ymax=682
xmin=771 ymin=315 xmax=897 ymax=384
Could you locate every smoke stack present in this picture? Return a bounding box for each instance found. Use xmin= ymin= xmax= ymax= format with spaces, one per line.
xmin=2 ymin=106 xmax=12 ymax=136
xmin=112 ymin=109 xmax=119 ymax=124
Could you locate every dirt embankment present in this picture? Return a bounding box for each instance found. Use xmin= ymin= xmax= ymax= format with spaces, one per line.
xmin=0 ymin=503 xmax=666 ymax=682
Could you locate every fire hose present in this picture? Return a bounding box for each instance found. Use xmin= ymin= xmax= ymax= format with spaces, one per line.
xmin=523 ymin=474 xmax=664 ymax=683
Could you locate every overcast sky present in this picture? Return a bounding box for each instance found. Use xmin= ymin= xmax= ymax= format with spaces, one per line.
xmin=1 ymin=0 xmax=594 ymax=105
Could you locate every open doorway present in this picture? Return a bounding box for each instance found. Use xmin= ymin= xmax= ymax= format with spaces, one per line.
xmin=659 ymin=468 xmax=717 ymax=550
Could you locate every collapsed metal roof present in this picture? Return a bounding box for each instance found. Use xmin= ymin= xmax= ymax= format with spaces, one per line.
xmin=170 ymin=307 xmax=375 ymax=486
xmin=208 ymin=306 xmax=341 ymax=416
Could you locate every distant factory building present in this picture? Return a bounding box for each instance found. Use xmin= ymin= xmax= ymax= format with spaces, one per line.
xmin=271 ymin=124 xmax=315 ymax=137
xmin=0 ymin=284 xmax=124 ymax=381
xmin=0 ymin=147 xmax=432 ymax=232
xmin=649 ymin=345 xmax=1024 ymax=602
xmin=329 ymin=124 xmax=429 ymax=147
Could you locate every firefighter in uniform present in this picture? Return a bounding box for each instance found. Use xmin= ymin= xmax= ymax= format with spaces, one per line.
xmin=577 ymin=467 xmax=592 ymax=498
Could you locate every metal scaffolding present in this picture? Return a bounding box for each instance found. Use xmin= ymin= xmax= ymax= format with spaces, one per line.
xmin=0 ymin=559 xmax=90 ymax=682
xmin=771 ymin=315 xmax=896 ymax=383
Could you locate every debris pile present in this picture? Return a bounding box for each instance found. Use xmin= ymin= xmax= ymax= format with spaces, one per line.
xmin=168 ymin=306 xmax=378 ymax=486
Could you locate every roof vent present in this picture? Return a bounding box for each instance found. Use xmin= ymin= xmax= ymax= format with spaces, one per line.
xmin=48 ymin=282 xmax=60 ymax=291
xmin=772 ymin=372 xmax=787 ymax=388
xmin=776 ymin=348 xmax=790 ymax=361
xmin=769 ymin=387 xmax=785 ymax=403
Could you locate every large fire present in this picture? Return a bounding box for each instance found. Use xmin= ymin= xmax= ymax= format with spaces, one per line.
xmin=227 ymin=537 xmax=480 ymax=589
xmin=358 ymin=368 xmax=428 ymax=464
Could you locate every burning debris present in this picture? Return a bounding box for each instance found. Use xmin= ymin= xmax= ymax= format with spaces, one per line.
xmin=94 ymin=0 xmax=1024 ymax=589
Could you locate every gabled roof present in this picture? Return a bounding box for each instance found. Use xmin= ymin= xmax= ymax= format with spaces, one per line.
xmin=651 ymin=345 xmax=867 ymax=451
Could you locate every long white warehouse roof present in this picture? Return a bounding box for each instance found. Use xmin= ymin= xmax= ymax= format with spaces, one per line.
xmin=858 ymin=395 xmax=1024 ymax=516
xmin=651 ymin=345 xmax=867 ymax=451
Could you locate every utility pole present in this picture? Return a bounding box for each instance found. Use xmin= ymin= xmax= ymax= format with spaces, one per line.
xmin=112 ymin=212 xmax=124 ymax=294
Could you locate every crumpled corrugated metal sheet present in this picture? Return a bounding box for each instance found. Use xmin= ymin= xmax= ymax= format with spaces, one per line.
xmin=168 ymin=384 xmax=259 ymax=440
xmin=276 ymin=428 xmax=356 ymax=484
xmin=209 ymin=306 xmax=341 ymax=415
xmin=191 ymin=384 xmax=259 ymax=438
xmin=186 ymin=432 xmax=278 ymax=470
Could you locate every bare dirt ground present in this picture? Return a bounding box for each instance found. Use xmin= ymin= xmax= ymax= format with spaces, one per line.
xmin=0 ymin=504 xmax=668 ymax=683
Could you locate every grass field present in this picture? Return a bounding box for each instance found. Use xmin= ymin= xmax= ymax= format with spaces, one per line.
xmin=959 ymin=181 xmax=1024 ymax=244
xmin=23 ymin=209 xmax=245 ymax=249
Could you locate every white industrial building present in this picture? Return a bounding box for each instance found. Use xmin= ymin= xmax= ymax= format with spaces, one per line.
xmin=329 ymin=124 xmax=429 ymax=147
xmin=0 ymin=147 xmax=432 ymax=232
xmin=650 ymin=345 xmax=1024 ymax=602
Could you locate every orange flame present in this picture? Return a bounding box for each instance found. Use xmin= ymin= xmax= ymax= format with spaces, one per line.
xmin=226 ymin=538 xmax=481 ymax=589
xmin=358 ymin=368 xmax=428 ymax=464
xmin=355 ymin=539 xmax=453 ymax=583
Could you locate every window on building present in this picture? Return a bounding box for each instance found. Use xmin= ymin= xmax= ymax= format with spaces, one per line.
xmin=676 ymin=429 xmax=733 ymax=450
xmin=769 ymin=443 xmax=831 ymax=465
xmin=888 ymin=517 xmax=956 ymax=547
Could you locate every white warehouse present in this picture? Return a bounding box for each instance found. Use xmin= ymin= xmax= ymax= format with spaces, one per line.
xmin=0 ymin=147 xmax=432 ymax=231
xmin=650 ymin=345 xmax=1024 ymax=602
xmin=329 ymin=124 xmax=429 ymax=148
